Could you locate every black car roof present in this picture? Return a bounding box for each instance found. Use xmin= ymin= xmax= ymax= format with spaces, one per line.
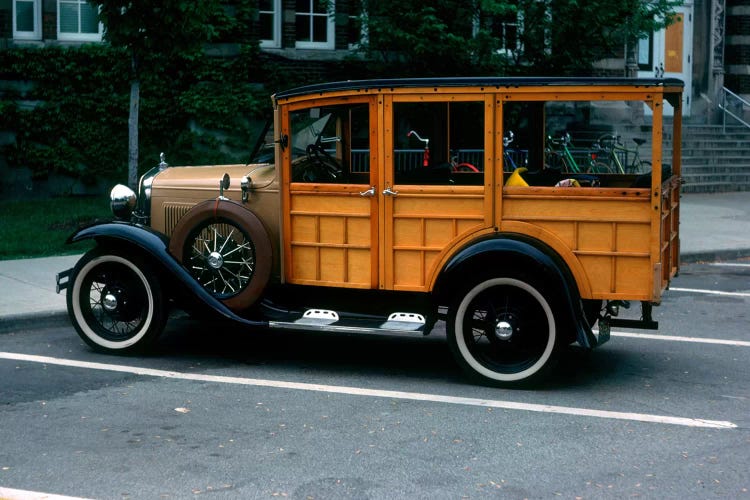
xmin=273 ymin=76 xmax=684 ymax=100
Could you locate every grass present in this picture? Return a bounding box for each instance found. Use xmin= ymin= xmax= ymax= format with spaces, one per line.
xmin=0 ymin=196 xmax=111 ymax=260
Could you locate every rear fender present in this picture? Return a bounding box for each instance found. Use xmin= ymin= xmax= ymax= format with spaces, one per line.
xmin=67 ymin=221 xmax=267 ymax=327
xmin=434 ymin=234 xmax=597 ymax=348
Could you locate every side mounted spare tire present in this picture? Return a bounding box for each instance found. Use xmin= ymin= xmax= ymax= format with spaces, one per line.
xmin=169 ymin=199 xmax=272 ymax=312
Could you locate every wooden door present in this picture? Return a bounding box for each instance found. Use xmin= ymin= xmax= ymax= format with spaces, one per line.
xmin=282 ymin=97 xmax=379 ymax=288
xmin=381 ymin=95 xmax=494 ymax=292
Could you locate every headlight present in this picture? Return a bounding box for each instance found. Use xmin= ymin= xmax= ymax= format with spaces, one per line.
xmin=110 ymin=184 xmax=137 ymax=219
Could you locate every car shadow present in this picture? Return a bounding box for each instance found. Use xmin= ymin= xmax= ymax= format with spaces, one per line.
xmin=148 ymin=314 xmax=657 ymax=391
xmin=155 ymin=315 xmax=463 ymax=385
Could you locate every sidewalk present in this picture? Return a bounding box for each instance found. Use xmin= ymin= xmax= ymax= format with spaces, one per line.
xmin=1 ymin=191 xmax=749 ymax=328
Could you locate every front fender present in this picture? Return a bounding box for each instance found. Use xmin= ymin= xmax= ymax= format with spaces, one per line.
xmin=67 ymin=221 xmax=267 ymax=327
xmin=434 ymin=234 xmax=597 ymax=348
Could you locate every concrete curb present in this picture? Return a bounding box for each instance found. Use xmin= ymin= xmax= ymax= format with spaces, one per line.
xmin=680 ymin=248 xmax=750 ymax=264
xmin=0 ymin=310 xmax=71 ymax=333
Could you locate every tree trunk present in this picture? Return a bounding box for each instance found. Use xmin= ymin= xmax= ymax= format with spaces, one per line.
xmin=128 ymin=78 xmax=140 ymax=190
xmin=127 ymin=49 xmax=141 ymax=190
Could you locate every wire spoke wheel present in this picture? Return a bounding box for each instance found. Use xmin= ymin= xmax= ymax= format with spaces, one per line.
xmin=186 ymin=220 xmax=256 ymax=299
xmin=82 ymin=266 xmax=148 ymax=341
xmin=68 ymin=250 xmax=166 ymax=353
xmin=169 ymin=200 xmax=272 ymax=311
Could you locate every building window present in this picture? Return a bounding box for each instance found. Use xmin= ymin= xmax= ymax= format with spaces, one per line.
xmin=295 ymin=0 xmax=335 ymax=49
xmin=637 ymin=34 xmax=653 ymax=71
xmin=259 ymin=0 xmax=281 ymax=48
xmin=491 ymin=12 xmax=521 ymax=55
xmin=57 ymin=0 xmax=102 ymax=42
xmin=13 ymin=0 xmax=41 ymax=40
xmin=472 ymin=7 xmax=523 ymax=56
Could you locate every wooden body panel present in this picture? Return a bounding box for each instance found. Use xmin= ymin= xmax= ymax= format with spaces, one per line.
xmin=501 ymin=187 xmax=654 ymax=300
xmin=287 ymin=186 xmax=375 ymax=288
xmin=386 ymin=186 xmax=486 ymax=291
xmin=269 ymin=79 xmax=682 ymax=302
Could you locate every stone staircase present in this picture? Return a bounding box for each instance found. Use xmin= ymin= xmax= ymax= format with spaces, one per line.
xmin=680 ymin=125 xmax=750 ymax=193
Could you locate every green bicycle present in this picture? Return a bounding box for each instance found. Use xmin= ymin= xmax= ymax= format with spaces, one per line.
xmin=593 ymin=134 xmax=651 ymax=174
xmin=545 ymin=133 xmax=597 ymax=174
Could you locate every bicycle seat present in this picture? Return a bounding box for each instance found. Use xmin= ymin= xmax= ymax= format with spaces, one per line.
xmin=632 ymin=138 xmax=646 ymax=146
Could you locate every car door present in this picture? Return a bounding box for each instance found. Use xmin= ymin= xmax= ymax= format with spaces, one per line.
xmin=380 ymin=94 xmax=494 ymax=292
xmin=281 ymin=96 xmax=379 ymax=289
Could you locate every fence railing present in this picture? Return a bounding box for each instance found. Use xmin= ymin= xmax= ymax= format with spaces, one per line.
xmin=340 ymin=149 xmax=491 ymax=173
xmin=720 ymin=86 xmax=750 ymax=132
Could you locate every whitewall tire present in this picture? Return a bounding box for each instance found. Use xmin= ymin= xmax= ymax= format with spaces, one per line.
xmin=67 ymin=249 xmax=167 ymax=353
xmin=447 ymin=276 xmax=558 ymax=386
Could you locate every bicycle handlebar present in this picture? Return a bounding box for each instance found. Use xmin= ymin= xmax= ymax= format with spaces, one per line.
xmin=407 ymin=130 xmax=429 ymax=147
xmin=597 ymin=133 xmax=622 ymax=147
xmin=547 ymin=132 xmax=571 ymax=146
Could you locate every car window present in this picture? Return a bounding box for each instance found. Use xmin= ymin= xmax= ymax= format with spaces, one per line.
xmin=393 ymin=101 xmax=485 ymax=185
xmin=289 ymin=103 xmax=370 ymax=184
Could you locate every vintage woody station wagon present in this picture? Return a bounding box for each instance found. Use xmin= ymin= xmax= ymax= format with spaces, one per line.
xmin=57 ymin=77 xmax=684 ymax=386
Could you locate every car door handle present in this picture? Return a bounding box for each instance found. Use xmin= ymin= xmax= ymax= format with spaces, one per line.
xmin=359 ymin=186 xmax=376 ymax=197
xmin=382 ymin=187 xmax=399 ymax=196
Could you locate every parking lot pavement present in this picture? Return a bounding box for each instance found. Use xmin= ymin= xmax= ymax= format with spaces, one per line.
xmin=0 ymin=261 xmax=748 ymax=499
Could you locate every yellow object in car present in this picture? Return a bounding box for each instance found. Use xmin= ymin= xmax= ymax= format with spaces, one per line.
xmin=505 ymin=167 xmax=529 ymax=186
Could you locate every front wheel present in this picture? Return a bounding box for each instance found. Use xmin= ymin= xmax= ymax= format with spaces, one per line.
xmin=447 ymin=276 xmax=559 ymax=387
xmin=67 ymin=249 xmax=167 ymax=354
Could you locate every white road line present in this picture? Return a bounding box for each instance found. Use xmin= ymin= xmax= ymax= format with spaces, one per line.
xmin=710 ymin=263 xmax=750 ymax=268
xmin=0 ymin=352 xmax=736 ymax=430
xmin=0 ymin=487 xmax=92 ymax=500
xmin=669 ymin=287 xmax=750 ymax=298
xmin=609 ymin=331 xmax=750 ymax=347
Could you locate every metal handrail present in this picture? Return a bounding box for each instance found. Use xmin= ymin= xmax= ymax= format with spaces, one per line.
xmin=720 ymin=86 xmax=750 ymax=132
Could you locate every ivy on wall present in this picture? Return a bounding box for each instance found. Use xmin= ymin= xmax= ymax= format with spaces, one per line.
xmin=0 ymin=42 xmax=269 ymax=185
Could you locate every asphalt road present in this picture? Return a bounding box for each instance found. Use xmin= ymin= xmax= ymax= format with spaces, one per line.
xmin=1 ymin=261 xmax=748 ymax=499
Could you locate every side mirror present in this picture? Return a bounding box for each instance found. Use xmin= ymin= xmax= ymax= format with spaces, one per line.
xmin=219 ymin=173 xmax=230 ymax=200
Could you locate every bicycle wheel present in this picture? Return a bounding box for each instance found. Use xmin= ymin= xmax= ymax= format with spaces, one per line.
xmin=589 ymin=161 xmax=615 ymax=174
xmin=628 ymin=160 xmax=650 ymax=175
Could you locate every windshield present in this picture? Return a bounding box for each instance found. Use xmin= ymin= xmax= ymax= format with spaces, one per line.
xmin=248 ymin=119 xmax=275 ymax=164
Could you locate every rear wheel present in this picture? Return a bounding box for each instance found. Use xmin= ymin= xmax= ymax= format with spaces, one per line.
xmin=67 ymin=249 xmax=167 ymax=354
xmin=447 ymin=276 xmax=559 ymax=386
xmin=590 ymin=161 xmax=615 ymax=174
xmin=631 ymin=159 xmax=651 ymax=175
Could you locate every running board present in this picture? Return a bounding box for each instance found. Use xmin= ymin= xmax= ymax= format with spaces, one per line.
xmin=268 ymin=310 xmax=427 ymax=336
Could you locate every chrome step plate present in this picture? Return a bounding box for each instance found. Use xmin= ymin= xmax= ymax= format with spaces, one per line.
xmin=380 ymin=312 xmax=425 ymax=331
xmin=269 ymin=310 xmax=426 ymax=336
xmin=294 ymin=309 xmax=339 ymax=326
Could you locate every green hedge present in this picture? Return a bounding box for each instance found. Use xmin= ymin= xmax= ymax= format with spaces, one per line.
xmin=0 ymin=43 xmax=269 ymax=187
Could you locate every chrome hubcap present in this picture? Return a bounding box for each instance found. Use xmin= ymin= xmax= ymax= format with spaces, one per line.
xmin=103 ymin=293 xmax=118 ymax=312
xmin=207 ymin=251 xmax=224 ymax=270
xmin=495 ymin=320 xmax=514 ymax=340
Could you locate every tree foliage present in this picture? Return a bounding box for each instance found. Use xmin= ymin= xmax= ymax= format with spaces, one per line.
xmin=0 ymin=44 xmax=266 ymax=186
xmin=89 ymin=0 xmax=236 ymax=187
xmin=357 ymin=0 xmax=682 ymax=76
xmin=94 ymin=1 xmax=224 ymax=76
